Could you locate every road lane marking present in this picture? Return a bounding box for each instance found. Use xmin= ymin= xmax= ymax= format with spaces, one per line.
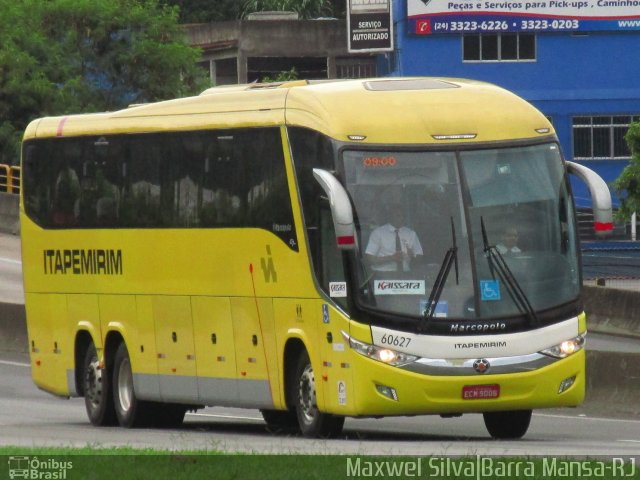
xmin=0 ymin=360 xmax=30 ymax=368
xmin=618 ymin=439 xmax=640 ymax=443
xmin=0 ymin=257 xmax=21 ymax=265
xmin=187 ymin=412 xmax=264 ymax=422
xmin=535 ymin=413 xmax=640 ymax=424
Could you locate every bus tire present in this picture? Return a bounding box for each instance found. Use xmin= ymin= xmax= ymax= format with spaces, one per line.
xmin=293 ymin=350 xmax=344 ymax=438
xmin=483 ymin=409 xmax=532 ymax=439
xmin=112 ymin=342 xmax=151 ymax=428
xmin=82 ymin=343 xmax=117 ymax=426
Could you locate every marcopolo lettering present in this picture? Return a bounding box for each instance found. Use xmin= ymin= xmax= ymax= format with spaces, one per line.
xmin=450 ymin=322 xmax=507 ymax=333
xmin=43 ymin=249 xmax=123 ymax=275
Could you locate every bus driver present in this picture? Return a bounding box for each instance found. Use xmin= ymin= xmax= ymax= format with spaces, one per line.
xmin=365 ymin=202 xmax=423 ymax=272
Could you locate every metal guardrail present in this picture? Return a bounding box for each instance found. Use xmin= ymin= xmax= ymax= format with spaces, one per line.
xmin=0 ymin=164 xmax=20 ymax=194
xmin=582 ymin=242 xmax=640 ymax=290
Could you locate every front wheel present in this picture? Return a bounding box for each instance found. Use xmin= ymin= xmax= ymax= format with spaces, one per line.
xmin=483 ymin=409 xmax=532 ymax=439
xmin=292 ymin=351 xmax=344 ymax=438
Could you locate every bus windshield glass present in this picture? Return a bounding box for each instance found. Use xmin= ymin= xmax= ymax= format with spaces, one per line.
xmin=342 ymin=143 xmax=579 ymax=323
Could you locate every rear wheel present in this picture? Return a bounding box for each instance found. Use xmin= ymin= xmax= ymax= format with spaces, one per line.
xmin=83 ymin=343 xmax=117 ymax=426
xmin=112 ymin=343 xmax=187 ymax=428
xmin=292 ymin=351 xmax=344 ymax=438
xmin=112 ymin=342 xmax=152 ymax=428
xmin=483 ymin=409 xmax=532 ymax=439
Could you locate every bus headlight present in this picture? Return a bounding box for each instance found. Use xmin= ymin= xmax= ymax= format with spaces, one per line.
xmin=540 ymin=334 xmax=586 ymax=359
xmin=342 ymin=331 xmax=418 ymax=366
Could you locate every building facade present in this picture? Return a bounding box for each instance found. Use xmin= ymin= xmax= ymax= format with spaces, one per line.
xmin=185 ymin=15 xmax=377 ymax=85
xmin=381 ymin=0 xmax=640 ymax=211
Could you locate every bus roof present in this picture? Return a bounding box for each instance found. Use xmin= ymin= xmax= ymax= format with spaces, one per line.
xmin=23 ymin=77 xmax=553 ymax=145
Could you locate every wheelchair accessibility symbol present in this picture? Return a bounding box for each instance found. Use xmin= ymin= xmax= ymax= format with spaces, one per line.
xmin=480 ymin=280 xmax=501 ymax=301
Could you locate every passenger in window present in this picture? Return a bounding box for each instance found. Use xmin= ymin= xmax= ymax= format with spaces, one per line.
xmin=496 ymin=227 xmax=521 ymax=255
xmin=365 ymin=202 xmax=423 ymax=272
xmin=52 ymin=162 xmax=80 ymax=226
xmin=95 ymin=167 xmax=120 ymax=225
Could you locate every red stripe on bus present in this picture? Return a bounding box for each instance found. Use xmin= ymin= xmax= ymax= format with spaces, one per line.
xmin=56 ymin=117 xmax=69 ymax=137
xmin=337 ymin=235 xmax=355 ymax=245
xmin=594 ymin=222 xmax=613 ymax=231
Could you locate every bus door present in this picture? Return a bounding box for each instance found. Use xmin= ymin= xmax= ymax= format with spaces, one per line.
xmin=192 ymin=297 xmax=239 ymax=405
xmin=315 ymin=199 xmax=354 ymax=414
xmin=152 ymin=296 xmax=198 ymax=403
xmin=230 ymin=298 xmax=276 ymax=408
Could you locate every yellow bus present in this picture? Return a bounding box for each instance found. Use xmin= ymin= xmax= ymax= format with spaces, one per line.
xmin=20 ymin=78 xmax=612 ymax=439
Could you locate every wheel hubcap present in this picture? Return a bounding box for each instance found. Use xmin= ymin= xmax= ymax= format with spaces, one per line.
xmin=298 ymin=363 xmax=317 ymax=423
xmin=85 ymin=357 xmax=103 ymax=408
xmin=117 ymin=357 xmax=133 ymax=412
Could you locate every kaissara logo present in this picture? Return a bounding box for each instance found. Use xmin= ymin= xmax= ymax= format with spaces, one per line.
xmin=374 ymin=280 xmax=425 ymax=295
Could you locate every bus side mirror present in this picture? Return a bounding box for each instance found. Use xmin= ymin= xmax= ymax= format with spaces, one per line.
xmin=312 ymin=168 xmax=357 ymax=250
xmin=566 ymin=161 xmax=613 ymax=237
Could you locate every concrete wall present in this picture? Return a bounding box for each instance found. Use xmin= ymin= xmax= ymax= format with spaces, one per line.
xmin=0 ymin=193 xmax=19 ymax=235
xmin=186 ymin=20 xmax=350 ymax=57
xmin=583 ymin=285 xmax=640 ymax=338
xmin=0 ymin=303 xmax=27 ymax=354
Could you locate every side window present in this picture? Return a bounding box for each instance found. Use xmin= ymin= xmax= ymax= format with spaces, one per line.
xmin=288 ymin=127 xmax=335 ymax=230
xmin=243 ymin=129 xmax=298 ymax=249
xmin=289 ymin=127 xmax=347 ymax=301
xmin=22 ymin=128 xmax=297 ymax=249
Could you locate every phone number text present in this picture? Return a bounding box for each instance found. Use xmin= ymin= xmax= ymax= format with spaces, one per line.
xmin=433 ymin=19 xmax=580 ymax=32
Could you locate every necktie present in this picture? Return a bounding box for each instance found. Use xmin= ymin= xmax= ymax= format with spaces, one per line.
xmin=395 ymin=228 xmax=403 ymax=271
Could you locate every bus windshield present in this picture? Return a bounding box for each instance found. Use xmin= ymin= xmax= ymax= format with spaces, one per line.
xmin=342 ymin=143 xmax=579 ymax=323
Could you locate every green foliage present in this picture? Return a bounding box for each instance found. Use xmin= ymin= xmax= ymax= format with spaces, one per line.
xmin=261 ymin=67 xmax=299 ymax=83
xmin=240 ymin=0 xmax=341 ymax=19
xmin=160 ymin=0 xmax=243 ymax=22
xmin=0 ymin=0 xmax=208 ymax=165
xmin=612 ymin=122 xmax=640 ymax=221
xmin=161 ymin=0 xmax=345 ymax=22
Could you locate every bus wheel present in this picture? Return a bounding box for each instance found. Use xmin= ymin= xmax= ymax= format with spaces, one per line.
xmin=260 ymin=409 xmax=299 ymax=433
xmin=483 ymin=410 xmax=532 ymax=439
xmin=112 ymin=342 xmax=148 ymax=428
xmin=83 ymin=343 xmax=117 ymax=426
xmin=293 ymin=351 xmax=344 ymax=438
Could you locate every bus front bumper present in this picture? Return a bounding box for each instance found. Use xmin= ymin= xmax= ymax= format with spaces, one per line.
xmin=341 ymin=348 xmax=585 ymax=416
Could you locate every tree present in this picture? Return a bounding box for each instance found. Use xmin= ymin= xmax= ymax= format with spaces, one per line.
xmin=612 ymin=122 xmax=640 ymax=221
xmin=0 ymin=0 xmax=208 ymax=165
xmin=161 ymin=0 xmax=243 ymax=23
xmin=240 ymin=0 xmax=338 ymax=18
xmin=161 ymin=0 xmax=345 ymax=22
xmin=261 ymin=67 xmax=299 ymax=83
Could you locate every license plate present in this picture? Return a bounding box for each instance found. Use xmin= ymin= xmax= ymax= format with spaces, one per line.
xmin=462 ymin=384 xmax=500 ymax=400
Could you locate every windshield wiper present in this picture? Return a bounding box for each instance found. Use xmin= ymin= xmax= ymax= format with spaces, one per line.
xmin=480 ymin=217 xmax=538 ymax=327
xmin=418 ymin=217 xmax=458 ymax=333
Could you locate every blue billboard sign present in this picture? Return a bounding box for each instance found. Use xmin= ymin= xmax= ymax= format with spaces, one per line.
xmin=408 ymin=0 xmax=640 ymax=34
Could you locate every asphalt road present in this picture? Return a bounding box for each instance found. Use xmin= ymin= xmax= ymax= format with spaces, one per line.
xmin=0 ymin=353 xmax=639 ymax=458
xmin=0 ymin=233 xmax=23 ymax=304
xmin=2 ymin=232 xmax=639 ymax=457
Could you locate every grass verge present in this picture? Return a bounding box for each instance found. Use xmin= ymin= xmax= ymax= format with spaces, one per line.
xmin=0 ymin=447 xmax=637 ymax=480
